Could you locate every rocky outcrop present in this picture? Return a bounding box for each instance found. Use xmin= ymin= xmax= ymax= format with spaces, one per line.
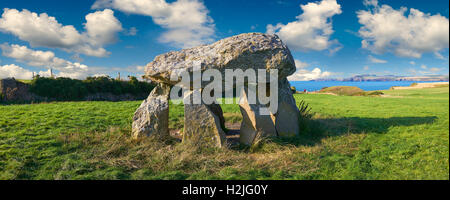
xmin=0 ymin=78 xmax=43 ymax=102
xmin=132 ymin=84 xmax=171 ymax=139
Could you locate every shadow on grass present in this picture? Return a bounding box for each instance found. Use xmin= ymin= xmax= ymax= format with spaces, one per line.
xmin=269 ymin=116 xmax=437 ymax=147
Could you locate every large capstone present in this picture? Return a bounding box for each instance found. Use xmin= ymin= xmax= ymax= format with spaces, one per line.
xmin=144 ymin=33 xmax=296 ymax=86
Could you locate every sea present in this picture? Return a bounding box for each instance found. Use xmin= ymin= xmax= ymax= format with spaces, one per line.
xmin=289 ymin=81 xmax=435 ymax=92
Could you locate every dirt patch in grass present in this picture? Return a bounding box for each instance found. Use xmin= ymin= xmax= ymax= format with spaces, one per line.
xmin=380 ymin=94 xmax=404 ymax=98
xmin=168 ymin=122 xmax=242 ymax=146
xmin=391 ymin=82 xmax=449 ymax=90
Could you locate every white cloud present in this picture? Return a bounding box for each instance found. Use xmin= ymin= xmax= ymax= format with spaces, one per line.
xmin=409 ymin=61 xmax=416 ymax=65
xmin=125 ymin=27 xmax=138 ymax=36
xmin=0 ymin=64 xmax=33 ymax=79
xmin=0 ymin=43 xmax=91 ymax=79
xmin=0 ymin=43 xmax=54 ymax=66
xmin=84 ymin=9 xmax=123 ymax=47
xmin=357 ymin=3 xmax=449 ymax=58
xmin=363 ymin=0 xmax=378 ymax=7
xmin=294 ymin=59 xmax=309 ymax=69
xmin=429 ymin=67 xmax=442 ymax=72
xmin=0 ymin=63 xmax=84 ymax=80
xmin=408 ymin=68 xmax=417 ymax=75
xmin=36 ymin=69 xmax=52 ymax=77
xmin=0 ymin=8 xmax=122 ymax=57
xmin=71 ymin=54 xmax=84 ymax=62
xmin=288 ymin=68 xmax=331 ymax=81
xmin=412 ymin=65 xmax=444 ymax=75
xmin=434 ymin=52 xmax=446 ymax=60
xmin=266 ymin=0 xmax=342 ymax=52
xmin=368 ymin=55 xmax=387 ymax=63
xmin=288 ymin=59 xmax=331 ymax=81
xmin=0 ymin=44 xmax=146 ymax=80
xmin=36 ymin=68 xmax=91 ymax=80
xmin=92 ymin=0 xmax=215 ymax=48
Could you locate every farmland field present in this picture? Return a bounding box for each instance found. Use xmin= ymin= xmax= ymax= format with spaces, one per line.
xmin=0 ymin=86 xmax=448 ymax=180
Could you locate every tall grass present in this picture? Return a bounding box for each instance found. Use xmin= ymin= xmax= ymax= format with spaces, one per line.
xmin=0 ymin=86 xmax=448 ymax=180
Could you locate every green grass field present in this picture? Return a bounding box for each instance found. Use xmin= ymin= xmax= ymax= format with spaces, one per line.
xmin=0 ymin=86 xmax=448 ymax=180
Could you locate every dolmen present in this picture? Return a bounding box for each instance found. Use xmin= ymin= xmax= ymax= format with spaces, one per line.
xmin=132 ymin=33 xmax=301 ymax=147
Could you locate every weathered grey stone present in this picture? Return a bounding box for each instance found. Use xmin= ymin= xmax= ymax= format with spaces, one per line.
xmin=0 ymin=78 xmax=41 ymax=102
xmin=239 ymin=87 xmax=277 ymax=145
xmin=144 ymin=33 xmax=296 ymax=85
xmin=183 ymin=91 xmax=227 ymax=147
xmin=132 ymin=84 xmax=171 ymax=139
xmin=133 ymin=32 xmax=300 ymax=147
xmin=238 ymin=78 xmax=300 ymax=144
xmin=208 ymin=102 xmax=225 ymax=129
xmin=274 ymin=78 xmax=300 ymax=137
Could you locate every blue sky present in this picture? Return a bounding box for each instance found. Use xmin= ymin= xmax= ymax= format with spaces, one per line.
xmin=0 ymin=0 xmax=448 ymax=80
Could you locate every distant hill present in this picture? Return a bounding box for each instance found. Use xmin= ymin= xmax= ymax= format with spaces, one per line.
xmin=314 ymin=74 xmax=449 ymax=82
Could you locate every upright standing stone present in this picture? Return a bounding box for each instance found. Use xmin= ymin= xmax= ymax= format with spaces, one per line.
xmin=208 ymin=102 xmax=226 ymax=129
xmin=239 ymin=86 xmax=277 ymax=145
xmin=183 ymin=91 xmax=227 ymax=147
xmin=274 ymin=78 xmax=300 ymax=137
xmin=132 ymin=83 xmax=171 ymax=139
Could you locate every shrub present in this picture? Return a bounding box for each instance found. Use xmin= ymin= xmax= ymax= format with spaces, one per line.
xmin=367 ymin=91 xmax=384 ymax=96
xmin=290 ymin=86 xmax=297 ymax=94
xmin=30 ymin=77 xmax=88 ymax=100
xmin=298 ymin=100 xmax=314 ymax=133
xmin=298 ymin=100 xmax=313 ymax=119
xmin=29 ymin=76 xmax=155 ymax=101
xmin=319 ymin=86 xmax=364 ymax=96
xmin=410 ymin=82 xmax=418 ymax=87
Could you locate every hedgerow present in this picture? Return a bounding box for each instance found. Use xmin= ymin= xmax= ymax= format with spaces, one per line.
xmin=29 ymin=76 xmax=155 ymax=101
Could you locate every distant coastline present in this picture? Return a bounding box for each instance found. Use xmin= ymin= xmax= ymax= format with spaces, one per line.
xmin=312 ymin=74 xmax=449 ymax=82
xmin=289 ymin=80 xmax=445 ymax=92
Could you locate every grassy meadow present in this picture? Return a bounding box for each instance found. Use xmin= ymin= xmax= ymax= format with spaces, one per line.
xmin=0 ymin=86 xmax=448 ymax=180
